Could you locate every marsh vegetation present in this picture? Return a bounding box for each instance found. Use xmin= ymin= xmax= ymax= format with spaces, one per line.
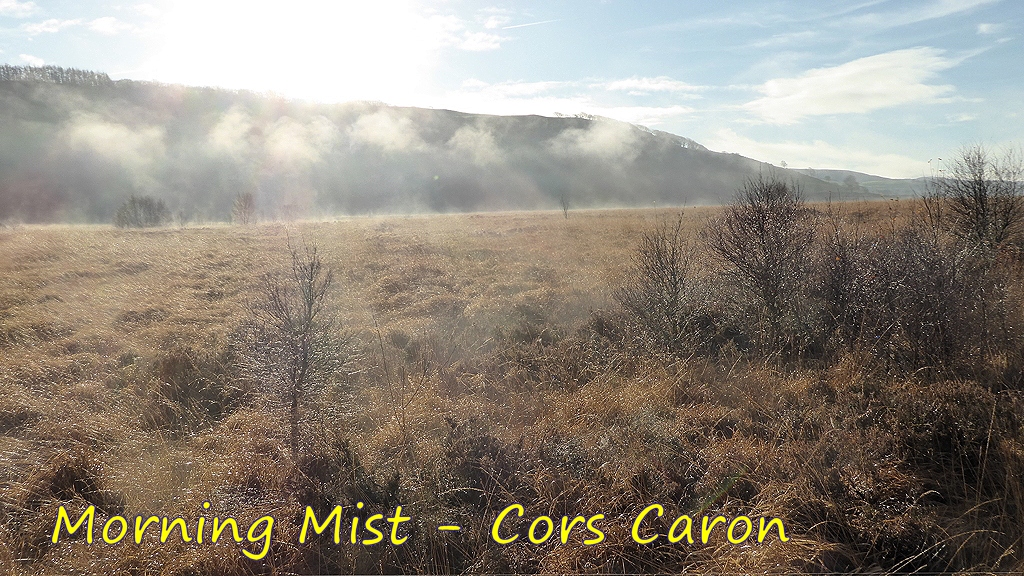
xmin=1 ymin=187 xmax=1023 ymax=574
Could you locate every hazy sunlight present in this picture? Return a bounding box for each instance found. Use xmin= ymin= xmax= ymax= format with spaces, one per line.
xmin=144 ymin=0 xmax=449 ymax=102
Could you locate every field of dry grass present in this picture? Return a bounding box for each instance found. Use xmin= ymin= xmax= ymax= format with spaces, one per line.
xmin=1 ymin=203 xmax=1023 ymax=575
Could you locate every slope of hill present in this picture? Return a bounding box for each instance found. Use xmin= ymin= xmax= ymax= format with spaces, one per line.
xmin=0 ymin=65 xmax=867 ymax=224
xmin=795 ymin=168 xmax=926 ymax=199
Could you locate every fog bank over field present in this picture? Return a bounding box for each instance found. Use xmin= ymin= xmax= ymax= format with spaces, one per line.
xmin=0 ymin=66 xmax=893 ymax=224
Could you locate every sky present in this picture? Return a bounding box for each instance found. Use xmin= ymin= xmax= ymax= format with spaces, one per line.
xmin=0 ymin=0 xmax=1021 ymax=179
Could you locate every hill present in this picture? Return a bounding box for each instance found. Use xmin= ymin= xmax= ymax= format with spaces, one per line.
xmin=0 ymin=65 xmax=882 ymax=224
xmin=794 ymin=168 xmax=926 ymax=198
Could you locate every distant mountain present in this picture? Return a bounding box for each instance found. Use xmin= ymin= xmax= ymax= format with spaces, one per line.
xmin=794 ymin=168 xmax=926 ymax=199
xmin=1 ymin=65 xmax=878 ymax=224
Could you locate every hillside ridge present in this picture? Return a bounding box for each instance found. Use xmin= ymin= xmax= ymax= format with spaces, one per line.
xmin=0 ymin=65 xmax=902 ymax=224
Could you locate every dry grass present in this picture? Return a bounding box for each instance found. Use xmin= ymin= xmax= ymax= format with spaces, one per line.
xmin=1 ymin=204 xmax=1022 ymax=575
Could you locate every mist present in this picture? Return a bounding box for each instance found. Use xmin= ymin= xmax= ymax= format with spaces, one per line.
xmin=0 ymin=66 xmax=858 ymax=224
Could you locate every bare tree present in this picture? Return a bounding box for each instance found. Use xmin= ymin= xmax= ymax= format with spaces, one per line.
xmin=232 ymin=191 xmax=257 ymax=225
xmin=930 ymin=144 xmax=1024 ymax=249
xmin=709 ymin=173 xmax=816 ymax=355
xmin=560 ymin=192 xmax=570 ymax=219
xmin=113 ymin=195 xmax=171 ymax=228
xmin=616 ymin=213 xmax=715 ymax=353
xmin=239 ymin=241 xmax=348 ymax=458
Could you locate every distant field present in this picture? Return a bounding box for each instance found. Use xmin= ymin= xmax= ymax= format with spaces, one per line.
xmin=1 ymin=202 xmax=1022 ymax=575
xmin=0 ymin=208 xmax=707 ymax=347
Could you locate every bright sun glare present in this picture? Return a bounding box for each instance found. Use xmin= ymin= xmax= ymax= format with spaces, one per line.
xmin=143 ymin=0 xmax=450 ymax=102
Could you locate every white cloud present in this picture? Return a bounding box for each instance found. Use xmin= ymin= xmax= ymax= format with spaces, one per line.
xmin=482 ymin=14 xmax=511 ymax=29
xmin=0 ymin=0 xmax=36 ymax=18
xmin=583 ymin=105 xmax=694 ymax=126
xmin=947 ymin=113 xmax=977 ymax=122
xmin=459 ymin=78 xmax=489 ymax=90
xmin=647 ymin=13 xmax=773 ymax=33
xmin=602 ymin=76 xmax=705 ymax=95
xmin=743 ymin=47 xmax=957 ymax=124
xmin=22 ymin=18 xmax=81 ymax=35
xmin=750 ymin=30 xmax=818 ymax=48
xmin=89 ymin=17 xmax=134 ymax=35
xmin=436 ymin=15 xmax=506 ymax=51
xmin=706 ymin=128 xmax=930 ymax=179
xmin=844 ymin=0 xmax=999 ymax=30
xmin=977 ymin=22 xmax=1005 ymax=34
xmin=412 ymin=13 xmax=507 ymax=51
xmin=459 ymin=31 xmax=503 ymax=51
xmin=18 ymin=53 xmax=43 ymax=66
xmin=501 ymin=19 xmax=559 ymax=30
xmin=134 ymin=3 xmax=160 ymax=18
xmin=462 ymin=79 xmax=572 ymax=97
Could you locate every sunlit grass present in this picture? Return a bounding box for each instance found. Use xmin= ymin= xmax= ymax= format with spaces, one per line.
xmin=1 ymin=205 xmax=1022 ymax=574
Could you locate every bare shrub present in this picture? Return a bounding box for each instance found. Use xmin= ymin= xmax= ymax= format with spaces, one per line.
xmin=928 ymin=144 xmax=1024 ymax=250
xmin=231 ymin=191 xmax=257 ymax=225
xmin=819 ymin=205 xmax=870 ymax=353
xmin=862 ymin=229 xmax=973 ymax=371
xmin=616 ymin=214 xmax=719 ymax=355
xmin=708 ymin=173 xmax=817 ymax=357
xmin=820 ymin=221 xmax=1018 ymax=375
xmin=235 ymin=240 xmax=351 ymax=458
xmin=112 ymin=194 xmax=171 ymax=228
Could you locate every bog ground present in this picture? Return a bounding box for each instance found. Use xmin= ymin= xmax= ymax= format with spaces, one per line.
xmin=1 ymin=205 xmax=1022 ymax=575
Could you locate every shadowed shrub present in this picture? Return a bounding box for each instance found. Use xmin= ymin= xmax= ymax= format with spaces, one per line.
xmin=146 ymin=345 xmax=244 ymax=434
xmin=820 ymin=223 xmax=1019 ymax=375
xmin=616 ymin=214 xmax=724 ymax=356
xmin=8 ymin=449 xmax=124 ymax=560
xmin=709 ymin=174 xmax=818 ymax=358
xmin=113 ymin=195 xmax=171 ymax=228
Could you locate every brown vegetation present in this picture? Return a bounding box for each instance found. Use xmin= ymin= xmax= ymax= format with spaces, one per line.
xmin=1 ymin=198 xmax=1023 ymax=575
